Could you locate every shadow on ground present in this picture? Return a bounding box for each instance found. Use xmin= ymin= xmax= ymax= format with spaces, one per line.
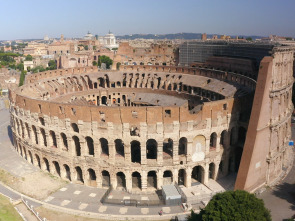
xmin=7 ymin=125 xmax=13 ymax=145
xmin=272 ymin=182 xmax=295 ymax=210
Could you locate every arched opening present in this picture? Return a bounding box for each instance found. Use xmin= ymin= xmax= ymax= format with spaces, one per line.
xmin=50 ymin=130 xmax=57 ymax=148
xmin=163 ymin=170 xmax=173 ymax=185
xmin=23 ymin=147 xmax=27 ymax=159
xmin=116 ymin=172 xmax=126 ymax=189
xmin=147 ymin=171 xmax=157 ymax=189
xmin=209 ymin=163 xmax=215 ymax=179
xmin=132 ymin=172 xmax=141 ymax=189
xmin=35 ymin=154 xmax=41 ymax=169
xmin=53 ymin=161 xmax=61 ymax=177
xmin=94 ymin=82 xmax=98 ymax=88
xmin=100 ymin=138 xmax=109 ymax=156
xmin=102 ymin=170 xmax=110 ymax=187
xmin=220 ymin=130 xmax=227 ymax=148
xmin=163 ymin=138 xmax=173 ymax=159
xmin=40 ymin=128 xmax=47 ymax=147
xmin=32 ymin=126 xmax=38 ymax=144
xmin=39 ymin=117 xmax=45 ymax=126
xmin=25 ymin=123 xmax=30 ymax=139
xmin=238 ymin=127 xmax=247 ymax=145
xmin=88 ymin=169 xmax=96 ymax=181
xmin=71 ymin=123 xmax=79 ymax=133
xmin=86 ymin=136 xmax=94 ymax=156
xmin=230 ymin=127 xmax=238 ymax=145
xmin=43 ymin=158 xmax=50 ymax=172
xmin=131 ymin=140 xmax=141 ymax=163
xmin=61 ymin=133 xmax=68 ymax=150
xmin=146 ymin=139 xmax=157 ymax=159
xmin=210 ymin=132 xmax=217 ymax=150
xmin=115 ymin=139 xmax=124 ymax=157
xmin=178 ymin=137 xmax=187 ymax=155
xmin=72 ymin=136 xmax=81 ymax=156
xmin=178 ymin=169 xmax=185 ymax=186
xmin=101 ymin=96 xmax=107 ymax=105
xmin=28 ymin=151 xmax=33 ymax=164
xmin=75 ymin=166 xmax=84 ymax=183
xmin=63 ymin=164 xmax=71 ymax=181
xmin=192 ymin=166 xmax=204 ymax=184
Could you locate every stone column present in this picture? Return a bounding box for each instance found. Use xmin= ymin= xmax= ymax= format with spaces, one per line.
xmin=80 ymin=139 xmax=86 ymax=156
xmin=141 ymin=142 xmax=147 ymax=165
xmin=173 ymin=140 xmax=179 ymax=165
xmin=111 ymin=173 xmax=117 ymax=189
xmin=124 ymin=143 xmax=131 ymax=165
xmin=125 ymin=171 xmax=132 ymax=192
xmin=94 ymin=140 xmax=100 ymax=157
xmin=157 ymin=143 xmax=163 ymax=165
xmin=205 ymin=138 xmax=210 ymax=154
xmin=173 ymin=169 xmax=178 ymax=184
xmin=185 ymin=167 xmax=192 ymax=187
xmin=109 ymin=143 xmax=115 ymax=165
xmin=141 ymin=171 xmax=147 ymax=191
xmin=186 ymin=141 xmax=193 ymax=163
xmin=157 ymin=170 xmax=163 ymax=189
xmin=56 ymin=134 xmax=61 ymax=150
xmin=97 ymin=171 xmax=102 ymax=188
xmin=204 ymin=163 xmax=209 ymax=185
xmin=47 ymin=131 xmax=53 ymax=148
xmin=216 ymin=135 xmax=221 ymax=152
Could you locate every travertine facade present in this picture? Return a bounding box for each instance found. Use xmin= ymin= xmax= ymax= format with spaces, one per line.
xmin=9 ymin=46 xmax=294 ymax=193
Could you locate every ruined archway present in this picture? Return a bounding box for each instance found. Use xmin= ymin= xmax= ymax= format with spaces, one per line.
xmin=146 ymin=139 xmax=157 ymax=159
xmin=131 ymin=140 xmax=141 ymax=163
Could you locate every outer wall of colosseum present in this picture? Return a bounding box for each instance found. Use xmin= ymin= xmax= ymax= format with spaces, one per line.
xmin=236 ymin=48 xmax=294 ymax=192
xmin=9 ymin=47 xmax=294 ymax=193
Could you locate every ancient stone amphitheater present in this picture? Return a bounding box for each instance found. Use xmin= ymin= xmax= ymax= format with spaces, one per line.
xmin=9 ymin=46 xmax=294 ymax=194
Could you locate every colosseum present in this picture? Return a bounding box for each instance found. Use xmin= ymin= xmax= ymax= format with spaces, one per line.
xmin=9 ymin=43 xmax=294 ymax=201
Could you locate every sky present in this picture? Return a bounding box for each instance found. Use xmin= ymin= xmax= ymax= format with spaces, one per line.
xmin=1 ymin=0 xmax=295 ymax=40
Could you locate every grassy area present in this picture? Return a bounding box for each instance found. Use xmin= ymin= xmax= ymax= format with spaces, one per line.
xmin=0 ymin=195 xmax=23 ymax=221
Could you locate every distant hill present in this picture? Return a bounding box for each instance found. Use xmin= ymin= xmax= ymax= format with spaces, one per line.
xmin=117 ymin=33 xmax=265 ymax=40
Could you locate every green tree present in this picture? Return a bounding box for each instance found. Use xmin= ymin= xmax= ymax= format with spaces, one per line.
xmin=98 ymin=55 xmax=113 ymax=69
xmin=187 ymin=190 xmax=271 ymax=221
xmin=16 ymin=63 xmax=24 ymax=71
xmin=246 ymin=37 xmax=253 ymax=41
xmin=25 ymin=54 xmax=33 ymax=61
xmin=47 ymin=60 xmax=57 ymax=70
xmin=19 ymin=71 xmax=27 ymax=87
xmin=92 ymin=61 xmax=97 ymax=66
xmin=31 ymin=65 xmax=46 ymax=73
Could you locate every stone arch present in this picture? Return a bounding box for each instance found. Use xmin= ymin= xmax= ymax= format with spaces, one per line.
xmin=100 ymin=138 xmax=109 ymax=156
xmin=53 ymin=161 xmax=61 ymax=177
xmin=50 ymin=130 xmax=57 ymax=148
xmin=40 ymin=128 xmax=47 ymax=147
xmin=39 ymin=117 xmax=45 ymax=126
xmin=28 ymin=150 xmax=33 ymax=164
xmin=61 ymin=133 xmax=68 ymax=150
xmin=163 ymin=138 xmax=173 ymax=158
xmin=102 ymin=170 xmax=111 ymax=187
xmin=75 ymin=166 xmax=84 ymax=183
xmin=23 ymin=146 xmax=27 ymax=159
xmin=131 ymin=140 xmax=141 ymax=163
xmin=230 ymin=127 xmax=238 ymax=145
xmin=209 ymin=162 xmax=216 ymax=180
xmin=25 ymin=123 xmax=30 ymax=139
xmin=178 ymin=169 xmax=186 ymax=186
xmin=116 ymin=172 xmax=126 ymax=189
xmin=32 ymin=125 xmax=38 ymax=144
xmin=63 ymin=164 xmax=71 ymax=181
xmin=115 ymin=139 xmax=124 ymax=157
xmin=192 ymin=135 xmax=206 ymax=162
xmin=147 ymin=171 xmax=157 ymax=189
xmin=86 ymin=136 xmax=94 ymax=156
xmin=43 ymin=158 xmax=50 ymax=172
xmin=35 ymin=154 xmax=41 ymax=169
xmin=87 ymin=168 xmax=97 ymax=186
xmin=163 ymin=170 xmax=173 ymax=185
xmin=132 ymin=171 xmax=141 ymax=189
xmin=178 ymin=137 xmax=187 ymax=155
xmin=192 ymin=165 xmax=204 ymax=184
xmin=220 ymin=130 xmax=228 ymax=148
xmin=146 ymin=139 xmax=157 ymax=159
xmin=71 ymin=123 xmax=79 ymax=133
xmin=210 ymin=132 xmax=217 ymax=150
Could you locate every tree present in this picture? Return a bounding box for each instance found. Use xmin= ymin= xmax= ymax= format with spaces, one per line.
xmin=47 ymin=60 xmax=57 ymax=70
xmin=187 ymin=190 xmax=271 ymax=221
xmin=97 ymin=55 xmax=113 ymax=69
xmin=19 ymin=71 xmax=27 ymax=87
xmin=246 ymin=37 xmax=253 ymax=41
xmin=25 ymin=54 xmax=33 ymax=61
xmin=92 ymin=61 xmax=97 ymax=66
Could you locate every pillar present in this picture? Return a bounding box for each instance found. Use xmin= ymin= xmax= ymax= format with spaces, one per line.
xmin=109 ymin=143 xmax=115 ymax=165
xmin=125 ymin=171 xmax=132 ymax=192
xmin=157 ymin=170 xmax=163 ymax=189
xmin=173 ymin=140 xmax=179 ymax=165
xmin=125 ymin=144 xmax=131 ymax=165
xmin=141 ymin=142 xmax=147 ymax=165
xmin=186 ymin=141 xmax=193 ymax=163
xmin=157 ymin=143 xmax=163 ymax=165
xmin=204 ymin=164 xmax=209 ymax=185
xmin=141 ymin=171 xmax=147 ymax=191
xmin=185 ymin=167 xmax=192 ymax=188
